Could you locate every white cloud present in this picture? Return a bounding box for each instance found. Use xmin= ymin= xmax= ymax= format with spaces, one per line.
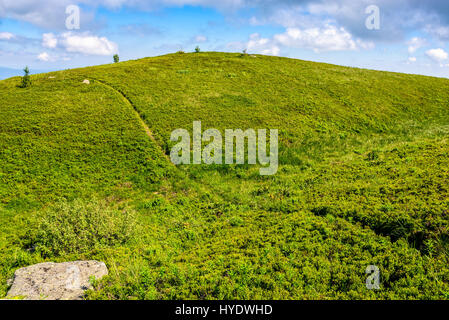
xmin=246 ymin=33 xmax=280 ymax=56
xmin=37 ymin=52 xmax=50 ymax=61
xmin=426 ymin=48 xmax=448 ymax=63
xmin=59 ymin=32 xmax=118 ymax=55
xmin=273 ymin=25 xmax=359 ymax=53
xmin=195 ymin=35 xmax=207 ymax=43
xmin=408 ymin=57 xmax=417 ymax=63
xmin=407 ymin=37 xmax=425 ymax=54
xmin=0 ymin=32 xmax=15 ymax=40
xmin=242 ymin=24 xmax=370 ymax=56
xmin=42 ymin=33 xmax=58 ymax=48
xmin=39 ymin=31 xmax=119 ymax=57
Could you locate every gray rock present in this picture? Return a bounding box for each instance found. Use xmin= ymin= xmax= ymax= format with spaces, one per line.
xmin=7 ymin=261 xmax=108 ymax=300
xmin=82 ymin=79 xmax=90 ymax=84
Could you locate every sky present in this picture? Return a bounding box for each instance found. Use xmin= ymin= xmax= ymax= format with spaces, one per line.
xmin=1 ymin=0 xmax=449 ymax=79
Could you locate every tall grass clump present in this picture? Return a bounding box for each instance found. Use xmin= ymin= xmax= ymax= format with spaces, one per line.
xmin=31 ymin=199 xmax=138 ymax=257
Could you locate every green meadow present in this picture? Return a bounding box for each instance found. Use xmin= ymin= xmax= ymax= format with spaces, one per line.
xmin=1 ymin=52 xmax=449 ymax=299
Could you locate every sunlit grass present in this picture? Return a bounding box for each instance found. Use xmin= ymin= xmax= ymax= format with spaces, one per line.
xmin=1 ymin=52 xmax=449 ymax=299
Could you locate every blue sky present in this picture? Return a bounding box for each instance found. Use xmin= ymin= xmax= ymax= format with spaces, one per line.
xmin=1 ymin=0 xmax=449 ymax=79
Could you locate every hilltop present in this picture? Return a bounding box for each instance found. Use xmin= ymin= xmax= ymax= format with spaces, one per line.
xmin=1 ymin=52 xmax=449 ymax=299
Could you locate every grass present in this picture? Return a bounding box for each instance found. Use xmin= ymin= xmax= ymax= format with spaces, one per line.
xmin=0 ymin=52 xmax=449 ymax=299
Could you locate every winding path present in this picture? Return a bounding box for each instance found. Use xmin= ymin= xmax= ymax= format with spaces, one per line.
xmin=90 ymin=78 xmax=170 ymax=161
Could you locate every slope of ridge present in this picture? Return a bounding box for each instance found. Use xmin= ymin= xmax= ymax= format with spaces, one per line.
xmin=1 ymin=52 xmax=449 ymax=300
xmin=79 ymin=52 xmax=449 ymax=160
xmin=0 ymin=73 xmax=170 ymax=205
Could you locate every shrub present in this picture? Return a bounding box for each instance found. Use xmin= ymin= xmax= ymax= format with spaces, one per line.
xmin=113 ymin=54 xmax=120 ymax=63
xmin=366 ymin=150 xmax=379 ymax=161
xmin=311 ymin=206 xmax=335 ymax=217
xmin=20 ymin=66 xmax=31 ymax=88
xmin=32 ymin=198 xmax=137 ymax=256
xmin=195 ymin=46 xmax=201 ymax=53
xmin=229 ymin=216 xmax=244 ymax=227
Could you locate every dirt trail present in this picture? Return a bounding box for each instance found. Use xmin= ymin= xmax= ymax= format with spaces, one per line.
xmin=90 ymin=78 xmax=170 ymax=161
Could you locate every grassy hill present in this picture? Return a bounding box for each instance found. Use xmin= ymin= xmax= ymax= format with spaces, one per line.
xmin=1 ymin=52 xmax=449 ymax=299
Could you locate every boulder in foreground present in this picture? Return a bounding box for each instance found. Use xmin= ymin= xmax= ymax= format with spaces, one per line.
xmin=7 ymin=261 xmax=107 ymax=300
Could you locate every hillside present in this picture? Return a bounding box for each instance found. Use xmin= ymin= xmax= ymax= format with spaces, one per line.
xmin=1 ymin=52 xmax=449 ymax=299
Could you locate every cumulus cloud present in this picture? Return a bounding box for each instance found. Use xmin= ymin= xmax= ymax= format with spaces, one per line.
xmin=37 ymin=52 xmax=50 ymax=61
xmin=42 ymin=33 xmax=58 ymax=48
xmin=408 ymin=56 xmax=417 ymax=62
xmin=294 ymin=1 xmax=407 ymax=41
xmin=426 ymin=48 xmax=448 ymax=63
xmin=241 ymin=24 xmax=372 ymax=56
xmin=246 ymin=33 xmax=280 ymax=56
xmin=41 ymin=32 xmax=118 ymax=56
xmin=0 ymin=32 xmax=15 ymax=40
xmin=407 ymin=37 xmax=426 ymax=54
xmin=274 ymin=25 xmax=359 ymax=52
xmin=60 ymin=32 xmax=118 ymax=55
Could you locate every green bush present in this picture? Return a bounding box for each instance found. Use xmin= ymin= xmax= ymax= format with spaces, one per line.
xmin=229 ymin=216 xmax=244 ymax=227
xmin=366 ymin=150 xmax=379 ymax=161
xmin=32 ymin=199 xmax=137 ymax=256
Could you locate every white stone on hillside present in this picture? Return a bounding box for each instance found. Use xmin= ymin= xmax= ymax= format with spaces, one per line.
xmin=7 ymin=261 xmax=108 ymax=300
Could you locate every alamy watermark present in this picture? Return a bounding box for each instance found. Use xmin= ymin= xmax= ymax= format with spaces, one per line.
xmin=65 ymin=265 xmax=81 ymax=290
xmin=365 ymin=5 xmax=380 ymax=30
xmin=366 ymin=265 xmax=380 ymax=290
xmin=170 ymin=121 xmax=278 ymax=175
xmin=66 ymin=5 xmax=80 ymax=30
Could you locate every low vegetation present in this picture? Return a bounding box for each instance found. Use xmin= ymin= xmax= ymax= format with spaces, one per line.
xmin=0 ymin=52 xmax=448 ymax=299
xmin=30 ymin=198 xmax=138 ymax=257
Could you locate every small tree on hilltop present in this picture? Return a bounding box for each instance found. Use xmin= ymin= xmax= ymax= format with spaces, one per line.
xmin=20 ymin=66 xmax=31 ymax=88
xmin=113 ymin=54 xmax=119 ymax=63
xmin=195 ymin=46 xmax=201 ymax=53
